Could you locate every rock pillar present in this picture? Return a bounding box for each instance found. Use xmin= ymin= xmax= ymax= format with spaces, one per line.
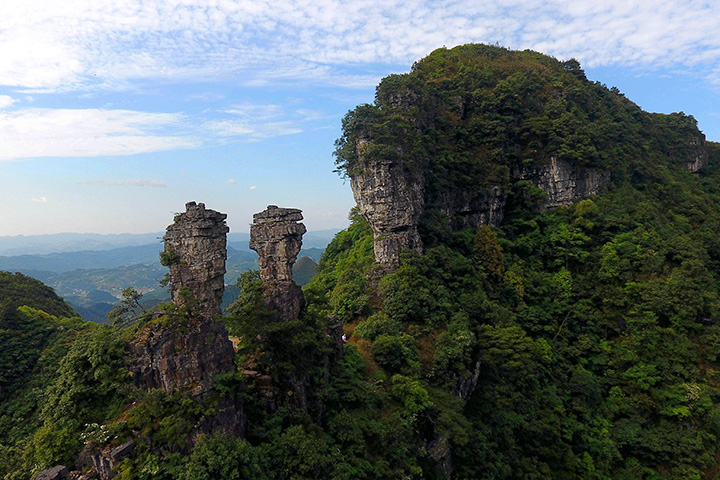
xmin=250 ymin=205 xmax=307 ymax=322
xmin=163 ymin=201 xmax=229 ymax=319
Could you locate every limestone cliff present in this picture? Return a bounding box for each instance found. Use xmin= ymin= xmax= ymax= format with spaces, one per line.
xmin=249 ymin=205 xmax=307 ymax=322
xmin=513 ymin=156 xmax=610 ymax=208
xmin=350 ymin=149 xmax=425 ymax=269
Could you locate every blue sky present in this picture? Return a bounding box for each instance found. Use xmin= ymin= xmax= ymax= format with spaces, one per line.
xmin=1 ymin=0 xmax=719 ymax=236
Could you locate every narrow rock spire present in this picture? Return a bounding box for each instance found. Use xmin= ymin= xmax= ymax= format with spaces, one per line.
xmin=250 ymin=205 xmax=307 ymax=322
xmin=163 ymin=201 xmax=229 ymax=319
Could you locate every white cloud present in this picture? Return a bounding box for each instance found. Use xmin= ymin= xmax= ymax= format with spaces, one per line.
xmin=227 ymin=179 xmax=237 ymax=184
xmin=203 ymin=102 xmax=303 ymax=141
xmin=30 ymin=196 xmax=48 ymax=203
xmin=1 ymin=0 xmax=719 ymax=91
xmin=249 ymin=185 xmax=257 ymax=190
xmin=0 ymin=95 xmax=17 ymax=108
xmin=0 ymin=108 xmax=196 ymax=160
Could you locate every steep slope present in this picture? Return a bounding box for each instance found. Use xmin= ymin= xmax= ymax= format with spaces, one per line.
xmin=0 ymin=272 xmax=77 ymax=401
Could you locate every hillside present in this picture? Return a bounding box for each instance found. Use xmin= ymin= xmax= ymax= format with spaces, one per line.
xmin=0 ymin=272 xmax=78 ymax=402
xmin=3 ymin=44 xmax=720 ymax=480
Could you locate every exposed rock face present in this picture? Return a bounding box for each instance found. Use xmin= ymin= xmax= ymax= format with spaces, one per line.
xmin=127 ymin=316 xmax=236 ymax=399
xmin=433 ymin=185 xmax=506 ymax=231
xmin=350 ymin=145 xmax=425 ymax=270
xmin=686 ymin=133 xmax=709 ymax=172
xmin=349 ymin=151 xmax=610 ymax=271
xmin=514 ymin=156 xmax=611 ymax=208
xmin=452 ymin=359 xmax=482 ymax=402
xmin=75 ymin=440 xmax=135 ymax=480
xmin=250 ymin=205 xmax=307 ymax=322
xmin=32 ymin=466 xmax=68 ymax=480
xmin=163 ymin=202 xmax=229 ymax=319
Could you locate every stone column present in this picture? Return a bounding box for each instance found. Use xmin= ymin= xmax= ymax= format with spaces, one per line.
xmin=250 ymin=205 xmax=307 ymax=322
xmin=163 ymin=201 xmax=229 ymax=319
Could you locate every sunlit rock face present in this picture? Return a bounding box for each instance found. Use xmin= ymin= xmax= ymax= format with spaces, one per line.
xmin=514 ymin=156 xmax=611 ymax=208
xmin=250 ymin=205 xmax=307 ymax=322
xmin=163 ymin=201 xmax=229 ymax=319
xmin=349 ymin=147 xmax=425 ymax=270
xmin=685 ymin=133 xmax=709 ymax=172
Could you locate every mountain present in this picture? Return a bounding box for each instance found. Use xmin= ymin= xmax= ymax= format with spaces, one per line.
xmin=5 ymin=44 xmax=720 ymax=480
xmin=292 ymin=255 xmax=318 ymax=286
xmin=0 ymin=232 xmax=164 ymax=256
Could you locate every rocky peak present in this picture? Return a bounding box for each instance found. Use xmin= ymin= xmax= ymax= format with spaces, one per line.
xmin=163 ymin=201 xmax=229 ymax=319
xmin=250 ymin=205 xmax=307 ymax=322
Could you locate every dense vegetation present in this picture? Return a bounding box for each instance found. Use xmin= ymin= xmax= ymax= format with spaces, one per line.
xmin=3 ymin=44 xmax=720 ymax=479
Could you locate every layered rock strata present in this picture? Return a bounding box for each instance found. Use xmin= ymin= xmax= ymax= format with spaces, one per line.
xmin=127 ymin=318 xmax=237 ymax=399
xmin=250 ymin=205 xmax=307 ymax=322
xmin=163 ymin=202 xmax=229 ymax=319
xmin=349 ymin=144 xmax=425 ymax=270
xmin=513 ymin=156 xmax=611 ymax=208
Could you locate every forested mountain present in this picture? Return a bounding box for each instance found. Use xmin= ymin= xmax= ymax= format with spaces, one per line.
xmin=3 ymin=44 xmax=720 ymax=479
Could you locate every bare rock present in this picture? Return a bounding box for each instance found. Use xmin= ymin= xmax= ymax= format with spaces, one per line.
xmin=686 ymin=133 xmax=709 ymax=172
xmin=350 ymin=147 xmax=425 ymax=270
xmin=127 ymin=316 xmax=236 ymax=399
xmin=163 ymin=201 xmax=229 ymax=319
xmin=514 ymin=156 xmax=610 ymax=208
xmin=250 ymin=205 xmax=307 ymax=322
xmin=32 ymin=466 xmax=68 ymax=480
xmin=75 ymin=440 xmax=134 ymax=480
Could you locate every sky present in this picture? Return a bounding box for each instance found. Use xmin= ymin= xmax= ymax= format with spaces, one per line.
xmin=1 ymin=0 xmax=719 ymax=236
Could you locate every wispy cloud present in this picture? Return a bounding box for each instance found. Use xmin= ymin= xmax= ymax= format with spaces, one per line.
xmin=203 ymin=102 xmax=303 ymax=141
xmin=30 ymin=196 xmax=48 ymax=203
xmin=83 ymin=178 xmax=168 ymax=187
xmin=226 ymin=179 xmax=237 ymax=184
xmin=2 ymin=0 xmax=719 ymax=92
xmin=0 ymin=108 xmax=196 ymax=160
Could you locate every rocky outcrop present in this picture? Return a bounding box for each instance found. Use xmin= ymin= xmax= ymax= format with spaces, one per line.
xmin=127 ymin=317 xmax=236 ymax=399
xmin=250 ymin=205 xmax=307 ymax=322
xmin=74 ymin=440 xmax=134 ymax=480
xmin=433 ymin=185 xmax=506 ymax=231
xmin=163 ymin=202 xmax=229 ymax=319
xmin=685 ymin=133 xmax=709 ymax=172
xmin=514 ymin=156 xmax=610 ymax=208
xmin=32 ymin=466 xmax=68 ymax=480
xmin=350 ymin=145 xmax=425 ymax=270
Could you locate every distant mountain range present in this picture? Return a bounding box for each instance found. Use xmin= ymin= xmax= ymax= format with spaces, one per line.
xmin=0 ymin=230 xmax=337 ymax=322
xmin=0 ymin=229 xmax=340 ymax=256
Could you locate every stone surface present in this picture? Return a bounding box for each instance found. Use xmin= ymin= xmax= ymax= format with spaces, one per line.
xmin=75 ymin=440 xmax=134 ymax=480
xmin=250 ymin=205 xmax=307 ymax=322
xmin=349 ymin=149 xmax=610 ymax=271
xmin=349 ymin=145 xmax=425 ymax=270
xmin=685 ymin=133 xmax=709 ymax=172
xmin=163 ymin=202 xmax=229 ymax=319
xmin=514 ymin=156 xmax=610 ymax=208
xmin=32 ymin=466 xmax=68 ymax=480
xmin=127 ymin=316 xmax=236 ymax=399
